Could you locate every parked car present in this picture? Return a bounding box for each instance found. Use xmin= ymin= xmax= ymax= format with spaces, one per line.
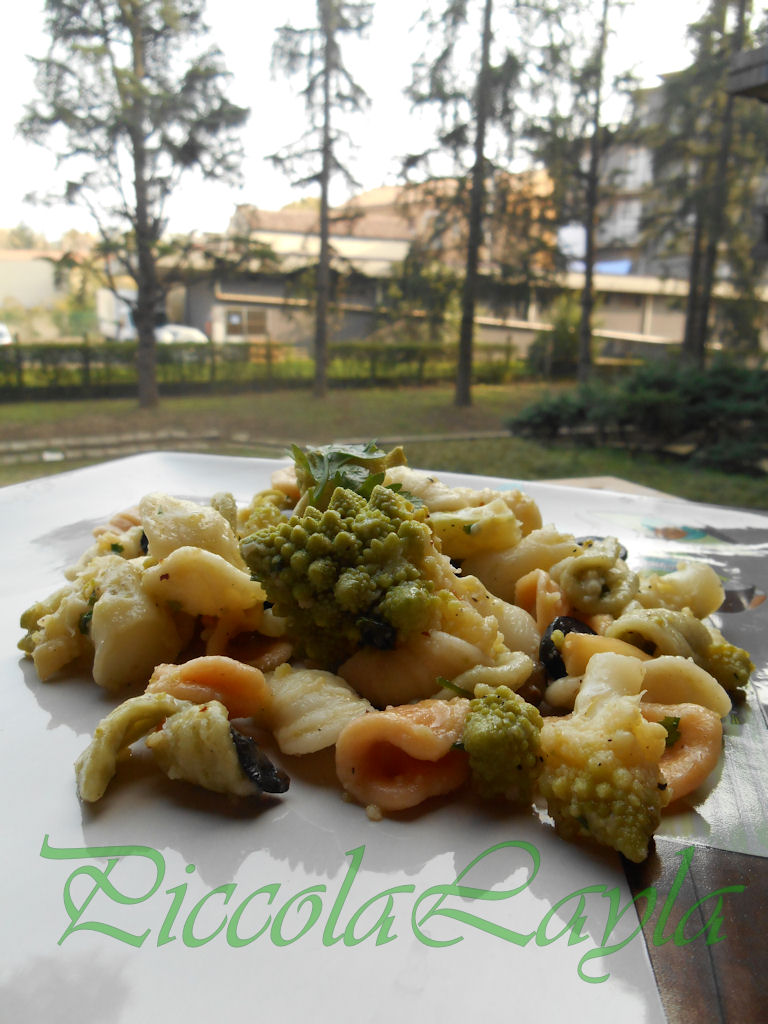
xmin=0 ymin=323 xmax=13 ymax=345
xmin=154 ymin=324 xmax=209 ymax=344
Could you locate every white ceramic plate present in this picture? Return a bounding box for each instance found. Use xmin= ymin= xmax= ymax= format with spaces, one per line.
xmin=2 ymin=453 xmax=766 ymax=1023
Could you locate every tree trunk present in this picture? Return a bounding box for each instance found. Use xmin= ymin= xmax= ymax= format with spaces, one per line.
xmin=695 ymin=0 xmax=748 ymax=363
xmin=578 ymin=0 xmax=610 ymax=384
xmin=455 ymin=0 xmax=493 ymax=408
xmin=314 ymin=0 xmax=334 ymax=399
xmin=681 ymin=190 xmax=706 ymax=367
xmin=128 ymin=6 xmax=159 ymax=408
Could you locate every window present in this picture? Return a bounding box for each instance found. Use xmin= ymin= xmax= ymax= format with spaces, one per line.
xmin=225 ymin=307 xmax=267 ymax=339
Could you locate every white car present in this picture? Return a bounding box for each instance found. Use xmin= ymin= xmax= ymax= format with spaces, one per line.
xmin=0 ymin=323 xmax=13 ymax=345
xmin=154 ymin=324 xmax=209 ymax=344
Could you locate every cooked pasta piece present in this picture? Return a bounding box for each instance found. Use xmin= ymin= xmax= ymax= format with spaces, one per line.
xmin=549 ymin=537 xmax=638 ymax=617
xmin=640 ymin=656 xmax=731 ymax=717
xmin=384 ymin=465 xmax=542 ymax=535
xmin=269 ymin=464 xmax=301 ymax=503
xmin=605 ymin=605 xmax=712 ymax=660
xmin=461 ymin=527 xmax=580 ymax=603
xmin=335 ymin=697 xmax=470 ymax=812
xmin=427 ymin=497 xmax=523 ymax=560
xmin=139 ymin=492 xmax=246 ymax=567
xmin=514 ymin=568 xmax=571 ymax=634
xmin=199 ymin=607 xmax=268 ymax=657
xmin=265 ymin=665 xmax=372 ymax=754
xmin=452 ymin=573 xmax=541 ymax=660
xmin=543 ymin=675 xmax=583 ymax=710
xmin=76 ymin=691 xmax=191 ymax=801
xmin=145 ymin=655 xmax=273 ymax=722
xmin=93 ymin=507 xmax=143 ymax=535
xmin=637 ymin=560 xmax=725 ymax=619
xmin=451 ymin=649 xmax=533 ymax=693
xmin=641 ymin=701 xmax=724 ymax=803
xmin=559 ymin=632 xmax=652 ymax=677
xmin=145 ymin=700 xmax=289 ymax=797
xmin=338 ymin=629 xmax=494 ymax=708
xmin=65 ymin=523 xmax=145 ymax=579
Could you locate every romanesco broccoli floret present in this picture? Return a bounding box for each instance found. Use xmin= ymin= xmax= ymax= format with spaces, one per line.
xmin=241 ymin=483 xmax=439 ymax=667
xmin=236 ymin=489 xmax=292 ymax=537
xmin=462 ymin=684 xmax=544 ymax=802
xmin=539 ymin=663 xmax=668 ymax=863
xmin=703 ymin=639 xmax=754 ymax=694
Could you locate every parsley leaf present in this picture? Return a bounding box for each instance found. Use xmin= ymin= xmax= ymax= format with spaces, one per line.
xmin=291 ymin=442 xmax=407 ymax=509
xmin=660 ymin=715 xmax=682 ymax=748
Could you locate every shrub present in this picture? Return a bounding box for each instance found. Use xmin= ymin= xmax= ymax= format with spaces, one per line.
xmin=506 ymin=360 xmax=768 ymax=475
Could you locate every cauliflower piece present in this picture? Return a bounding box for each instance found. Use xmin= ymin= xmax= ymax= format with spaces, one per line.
xmin=539 ymin=652 xmax=669 ymax=863
xmin=462 ymin=684 xmax=544 ymax=802
xmin=19 ymin=584 xmax=94 ymax=681
xmin=139 ymin=492 xmax=246 ymax=568
xmin=20 ymin=554 xmax=186 ymax=689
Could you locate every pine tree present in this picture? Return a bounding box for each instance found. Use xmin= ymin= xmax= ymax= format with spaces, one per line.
xmin=404 ymin=0 xmax=588 ymax=405
xmin=18 ymin=0 xmax=249 ymax=407
xmin=638 ymin=0 xmax=768 ymax=365
xmin=271 ymin=1 xmax=372 ymax=398
xmin=525 ymin=0 xmax=630 ymax=383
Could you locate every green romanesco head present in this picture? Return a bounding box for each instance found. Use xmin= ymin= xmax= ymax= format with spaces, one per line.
xmin=539 ymin=693 xmax=668 ymax=863
xmin=240 ymin=484 xmax=438 ymax=667
xmin=539 ymin=751 xmax=664 ymax=864
xmin=462 ymin=684 xmax=544 ymax=803
xmin=703 ymin=640 xmax=754 ymax=695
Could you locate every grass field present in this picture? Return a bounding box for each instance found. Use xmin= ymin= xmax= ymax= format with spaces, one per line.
xmin=1 ymin=383 xmax=766 ymax=510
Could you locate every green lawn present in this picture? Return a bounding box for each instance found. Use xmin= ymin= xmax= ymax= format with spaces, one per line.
xmin=1 ymin=383 xmax=766 ymax=510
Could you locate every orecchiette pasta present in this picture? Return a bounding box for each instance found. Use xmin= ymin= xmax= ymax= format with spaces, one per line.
xmin=75 ymin=691 xmax=190 ymax=801
xmin=637 ymin=560 xmax=725 ymax=618
xmin=549 ymin=537 xmax=639 ymax=616
xmin=142 ymin=546 xmax=266 ymax=618
xmin=462 ymin=527 xmax=580 ymax=602
xmin=339 ymin=629 xmax=493 ymax=708
xmin=335 ymin=697 xmax=470 ymax=812
xmin=265 ymin=664 xmax=372 ymax=755
xmin=146 ymin=655 xmax=273 ymax=722
xmin=641 ymin=701 xmax=724 ymax=803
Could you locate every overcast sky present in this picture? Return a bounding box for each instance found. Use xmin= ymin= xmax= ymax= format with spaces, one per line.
xmin=0 ymin=0 xmax=705 ymax=240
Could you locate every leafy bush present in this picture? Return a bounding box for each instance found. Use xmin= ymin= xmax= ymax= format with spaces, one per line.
xmin=526 ymin=294 xmax=581 ymax=378
xmin=506 ymin=358 xmax=768 ymax=476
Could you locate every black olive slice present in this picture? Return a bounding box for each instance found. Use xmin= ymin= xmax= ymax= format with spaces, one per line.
xmin=230 ymin=726 xmax=290 ymax=794
xmin=539 ymin=616 xmax=597 ymax=680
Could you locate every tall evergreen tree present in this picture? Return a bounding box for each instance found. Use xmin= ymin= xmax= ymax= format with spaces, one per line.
xmin=525 ymin=0 xmax=630 ymax=382
xmin=638 ymin=0 xmax=768 ymax=365
xmin=271 ymin=1 xmax=372 ymax=398
xmin=18 ymin=0 xmax=249 ymax=408
xmin=405 ymin=0 xmax=588 ymax=406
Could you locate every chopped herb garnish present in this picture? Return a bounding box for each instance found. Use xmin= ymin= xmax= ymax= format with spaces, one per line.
xmin=660 ymin=715 xmax=682 ymax=748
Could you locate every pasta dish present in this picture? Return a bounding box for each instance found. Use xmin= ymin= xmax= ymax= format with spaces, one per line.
xmin=18 ymin=442 xmax=753 ymax=864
